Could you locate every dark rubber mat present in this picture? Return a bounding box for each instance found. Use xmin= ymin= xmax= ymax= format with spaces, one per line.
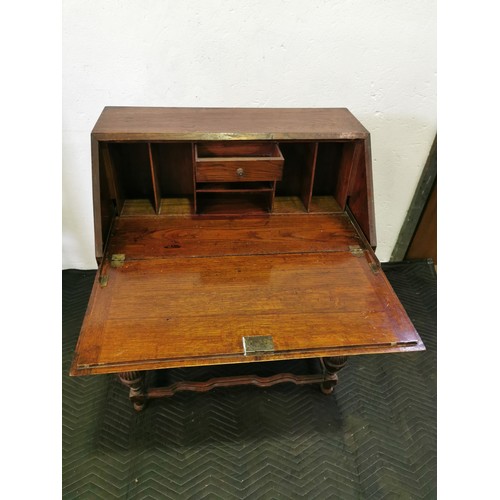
xmin=63 ymin=261 xmax=436 ymax=499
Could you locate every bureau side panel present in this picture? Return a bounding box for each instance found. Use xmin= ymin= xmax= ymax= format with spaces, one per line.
xmin=92 ymin=138 xmax=116 ymax=262
xmin=346 ymin=136 xmax=377 ymax=248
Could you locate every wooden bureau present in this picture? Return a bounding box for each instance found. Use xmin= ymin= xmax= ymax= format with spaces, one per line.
xmin=70 ymin=107 xmax=424 ymax=411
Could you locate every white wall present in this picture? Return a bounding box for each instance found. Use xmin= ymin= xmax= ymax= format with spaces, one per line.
xmin=62 ymin=0 xmax=436 ymax=269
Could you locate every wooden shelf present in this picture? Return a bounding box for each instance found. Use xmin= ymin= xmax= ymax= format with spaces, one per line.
xmin=121 ymin=195 xmax=345 ymax=217
xmin=196 ymin=193 xmax=272 ymax=215
xmin=271 ymin=195 xmax=343 ymax=214
xmin=272 ymin=196 xmax=308 ymax=214
xmin=121 ymin=199 xmax=156 ymax=216
xmin=160 ymin=197 xmax=194 ymax=215
xmin=308 ymin=196 xmax=343 ymax=213
xmin=121 ymin=198 xmax=194 ymax=216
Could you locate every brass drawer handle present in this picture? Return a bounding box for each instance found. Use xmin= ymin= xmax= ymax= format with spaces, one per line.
xmin=236 ymin=167 xmax=244 ymax=177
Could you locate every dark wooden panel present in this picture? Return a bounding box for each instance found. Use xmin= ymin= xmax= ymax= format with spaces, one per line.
xmin=313 ymin=142 xmax=344 ymax=197
xmin=107 ymin=143 xmax=154 ymax=200
xmin=93 ymin=138 xmax=114 ymax=261
xmin=334 ymin=141 xmax=362 ymax=209
xmin=276 ymin=142 xmax=319 ymax=209
xmin=101 ymin=143 xmax=124 ymax=214
xmin=299 ymin=143 xmax=318 ymax=210
xmin=346 ymin=137 xmax=377 ymax=248
xmin=276 ymin=143 xmax=308 ymax=197
xmin=391 ymin=136 xmax=437 ymax=261
xmin=155 ymin=143 xmax=195 ymax=197
xmin=406 ymin=180 xmax=437 ymax=263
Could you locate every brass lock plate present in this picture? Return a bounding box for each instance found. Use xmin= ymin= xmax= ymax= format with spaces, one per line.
xmin=242 ymin=335 xmax=275 ymax=355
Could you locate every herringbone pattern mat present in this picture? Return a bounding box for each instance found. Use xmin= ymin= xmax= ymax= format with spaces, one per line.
xmin=63 ymin=261 xmax=436 ymax=499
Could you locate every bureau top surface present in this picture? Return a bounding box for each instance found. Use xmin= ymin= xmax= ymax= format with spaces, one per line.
xmin=92 ymin=107 xmax=369 ymax=141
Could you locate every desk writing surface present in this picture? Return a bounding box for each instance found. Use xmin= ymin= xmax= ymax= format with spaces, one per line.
xmin=70 ymin=214 xmax=423 ymax=376
xmin=107 ymin=213 xmax=358 ymax=259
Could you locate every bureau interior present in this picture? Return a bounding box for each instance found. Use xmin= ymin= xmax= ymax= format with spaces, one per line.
xmin=101 ymin=141 xmax=358 ymax=216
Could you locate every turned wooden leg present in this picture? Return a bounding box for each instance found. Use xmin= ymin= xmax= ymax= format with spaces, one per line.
xmin=118 ymin=371 xmax=147 ymax=411
xmin=320 ymin=356 xmax=348 ymax=395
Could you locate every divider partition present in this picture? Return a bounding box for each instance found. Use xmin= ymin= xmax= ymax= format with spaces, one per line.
xmin=100 ymin=140 xmax=362 ymax=217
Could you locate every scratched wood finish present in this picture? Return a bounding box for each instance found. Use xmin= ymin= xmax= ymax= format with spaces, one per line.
xmin=70 ymin=250 xmax=422 ymax=376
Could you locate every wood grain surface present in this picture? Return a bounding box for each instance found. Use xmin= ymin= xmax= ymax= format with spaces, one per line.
xmin=71 ymin=215 xmax=422 ymax=376
xmin=92 ymin=107 xmax=369 ymax=141
xmin=107 ymin=213 xmax=360 ymax=259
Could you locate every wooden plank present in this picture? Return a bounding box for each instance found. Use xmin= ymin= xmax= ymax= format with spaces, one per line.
xmin=106 ymin=213 xmax=360 ymax=259
xmin=70 ymin=251 xmax=422 ymax=375
xmin=91 ymin=107 xmax=370 ymax=141
xmin=300 ymin=142 xmax=318 ymax=211
xmin=148 ymin=144 xmax=162 ymax=214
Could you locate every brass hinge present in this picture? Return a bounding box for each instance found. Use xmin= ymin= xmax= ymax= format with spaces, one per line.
xmin=110 ymin=254 xmax=126 ymax=268
xmin=349 ymin=245 xmax=364 ymax=257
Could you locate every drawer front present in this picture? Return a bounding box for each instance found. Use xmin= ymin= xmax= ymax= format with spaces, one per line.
xmin=195 ymin=142 xmax=284 ymax=182
xmin=196 ymin=159 xmax=283 ymax=182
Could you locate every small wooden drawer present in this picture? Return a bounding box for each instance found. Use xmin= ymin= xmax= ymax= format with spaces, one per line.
xmin=195 ymin=142 xmax=284 ymax=182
